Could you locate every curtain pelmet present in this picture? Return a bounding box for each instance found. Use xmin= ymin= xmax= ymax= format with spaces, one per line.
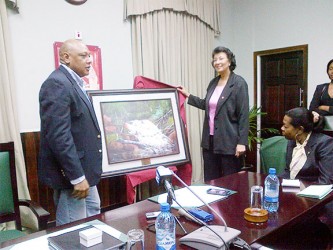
xmin=124 ymin=0 xmax=220 ymax=35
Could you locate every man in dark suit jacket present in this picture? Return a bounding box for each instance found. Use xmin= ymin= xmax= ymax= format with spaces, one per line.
xmin=38 ymin=39 xmax=102 ymax=226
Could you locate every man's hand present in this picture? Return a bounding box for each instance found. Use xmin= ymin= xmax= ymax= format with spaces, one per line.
xmin=235 ymin=144 xmax=246 ymax=157
xmin=72 ymin=179 xmax=90 ymax=199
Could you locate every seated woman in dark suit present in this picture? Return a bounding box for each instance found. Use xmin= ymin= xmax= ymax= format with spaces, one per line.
xmin=274 ymin=107 xmax=333 ymax=249
xmin=280 ymin=107 xmax=333 ymax=184
xmin=309 ymin=59 xmax=333 ymax=116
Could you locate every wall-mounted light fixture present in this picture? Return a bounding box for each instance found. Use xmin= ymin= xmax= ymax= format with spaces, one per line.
xmin=65 ymin=0 xmax=88 ymax=5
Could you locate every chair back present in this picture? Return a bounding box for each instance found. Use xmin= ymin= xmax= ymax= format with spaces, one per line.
xmin=260 ymin=136 xmax=288 ymax=174
xmin=0 ymin=142 xmax=22 ymax=230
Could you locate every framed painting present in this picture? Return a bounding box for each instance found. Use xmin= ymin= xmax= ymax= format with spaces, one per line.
xmin=87 ymin=88 xmax=190 ymax=177
xmin=53 ymin=41 xmax=103 ymax=90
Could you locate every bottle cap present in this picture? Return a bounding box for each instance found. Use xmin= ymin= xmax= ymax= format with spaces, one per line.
xmin=269 ymin=168 xmax=276 ymax=174
xmin=160 ymin=202 xmax=170 ymax=212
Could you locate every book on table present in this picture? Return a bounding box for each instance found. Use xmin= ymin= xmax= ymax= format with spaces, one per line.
xmin=47 ymin=225 xmax=126 ymax=250
xmin=297 ymin=184 xmax=333 ymax=199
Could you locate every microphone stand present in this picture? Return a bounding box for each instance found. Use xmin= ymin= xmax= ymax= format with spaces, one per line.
xmin=166 ymin=189 xmax=187 ymax=234
xmin=171 ymin=171 xmax=229 ymax=232
xmin=153 ymin=166 xmax=245 ymax=250
xmin=146 ymin=184 xmax=187 ymax=234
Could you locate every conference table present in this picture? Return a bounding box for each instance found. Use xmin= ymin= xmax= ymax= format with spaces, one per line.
xmin=2 ymin=171 xmax=333 ymax=249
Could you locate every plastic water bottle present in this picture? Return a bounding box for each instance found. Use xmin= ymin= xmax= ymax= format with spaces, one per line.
xmin=264 ymin=168 xmax=280 ymax=212
xmin=155 ymin=202 xmax=176 ymax=250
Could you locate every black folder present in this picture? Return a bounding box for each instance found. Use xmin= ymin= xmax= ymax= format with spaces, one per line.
xmin=47 ymin=225 xmax=126 ymax=250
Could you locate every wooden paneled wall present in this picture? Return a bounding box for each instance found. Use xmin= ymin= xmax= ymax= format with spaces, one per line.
xmin=20 ymin=132 xmax=128 ymax=224
xmin=20 ymin=131 xmax=260 ymax=225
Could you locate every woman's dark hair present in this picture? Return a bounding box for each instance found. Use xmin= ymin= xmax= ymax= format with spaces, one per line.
xmin=327 ymin=59 xmax=333 ymax=74
xmin=285 ymin=107 xmax=324 ymax=133
xmin=211 ymin=46 xmax=236 ymax=71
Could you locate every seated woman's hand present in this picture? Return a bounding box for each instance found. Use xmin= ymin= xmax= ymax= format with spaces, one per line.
xmin=312 ymin=111 xmax=320 ymax=123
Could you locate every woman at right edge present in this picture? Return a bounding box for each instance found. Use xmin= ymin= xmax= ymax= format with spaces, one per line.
xmin=177 ymin=46 xmax=249 ymax=181
xmin=309 ymin=59 xmax=333 ymax=116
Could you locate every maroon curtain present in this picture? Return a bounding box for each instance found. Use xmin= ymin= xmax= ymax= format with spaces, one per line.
xmin=133 ymin=75 xmax=192 ymax=187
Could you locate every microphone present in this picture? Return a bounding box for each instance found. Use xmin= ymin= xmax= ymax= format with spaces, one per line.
xmin=155 ymin=165 xmax=172 ymax=185
xmin=155 ymin=166 xmax=187 ymax=234
xmin=156 ymin=166 xmax=176 ymax=202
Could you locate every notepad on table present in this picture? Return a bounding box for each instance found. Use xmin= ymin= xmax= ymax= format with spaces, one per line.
xmin=297 ymin=184 xmax=333 ymax=199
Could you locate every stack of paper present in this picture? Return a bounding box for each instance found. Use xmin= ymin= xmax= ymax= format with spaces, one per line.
xmin=157 ymin=185 xmax=233 ymax=208
xmin=281 ymin=179 xmax=301 ymax=193
xmin=297 ymin=185 xmax=333 ymax=199
xmin=281 ymin=179 xmax=301 ymax=187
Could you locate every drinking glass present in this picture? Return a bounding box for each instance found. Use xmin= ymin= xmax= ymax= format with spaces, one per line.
xmin=250 ymin=185 xmax=263 ymax=210
xmin=127 ymin=229 xmax=144 ymax=250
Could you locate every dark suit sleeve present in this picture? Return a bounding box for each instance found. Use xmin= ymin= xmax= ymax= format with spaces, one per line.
xmin=235 ymin=77 xmax=249 ymax=146
xmin=309 ymin=84 xmax=333 ymax=115
xmin=187 ymin=78 xmax=217 ymax=110
xmin=279 ymin=140 xmax=293 ymax=179
xmin=309 ymin=85 xmax=323 ymax=112
xmin=40 ymin=77 xmax=85 ymax=181
xmin=187 ymin=94 xmax=206 ymax=110
xmin=316 ymin=136 xmax=333 ymax=184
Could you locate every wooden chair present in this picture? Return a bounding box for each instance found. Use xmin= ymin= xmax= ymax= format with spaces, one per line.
xmin=0 ymin=142 xmax=50 ymax=244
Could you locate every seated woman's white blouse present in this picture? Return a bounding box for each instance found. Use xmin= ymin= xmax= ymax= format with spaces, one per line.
xmin=289 ymin=132 xmax=312 ymax=179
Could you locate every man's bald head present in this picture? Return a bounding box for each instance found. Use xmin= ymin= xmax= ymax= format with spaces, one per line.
xmin=59 ymin=39 xmax=91 ymax=77
xmin=59 ymin=39 xmax=86 ymax=63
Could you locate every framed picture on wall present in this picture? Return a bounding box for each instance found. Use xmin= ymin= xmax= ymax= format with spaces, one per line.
xmin=53 ymin=41 xmax=103 ymax=90
xmin=87 ymin=88 xmax=190 ymax=177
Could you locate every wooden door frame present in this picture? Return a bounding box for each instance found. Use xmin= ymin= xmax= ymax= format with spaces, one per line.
xmin=253 ymin=44 xmax=308 ymax=107
xmin=252 ymin=44 xmax=308 ymax=172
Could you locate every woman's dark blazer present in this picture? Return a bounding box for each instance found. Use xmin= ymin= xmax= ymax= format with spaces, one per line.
xmin=187 ymin=72 xmax=249 ymax=155
xmin=309 ymin=83 xmax=333 ymax=115
xmin=281 ymin=133 xmax=333 ymax=184
xmin=38 ymin=65 xmax=102 ymax=189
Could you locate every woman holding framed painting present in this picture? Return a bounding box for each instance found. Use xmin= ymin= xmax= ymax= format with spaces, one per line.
xmin=177 ymin=46 xmax=249 ymax=181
